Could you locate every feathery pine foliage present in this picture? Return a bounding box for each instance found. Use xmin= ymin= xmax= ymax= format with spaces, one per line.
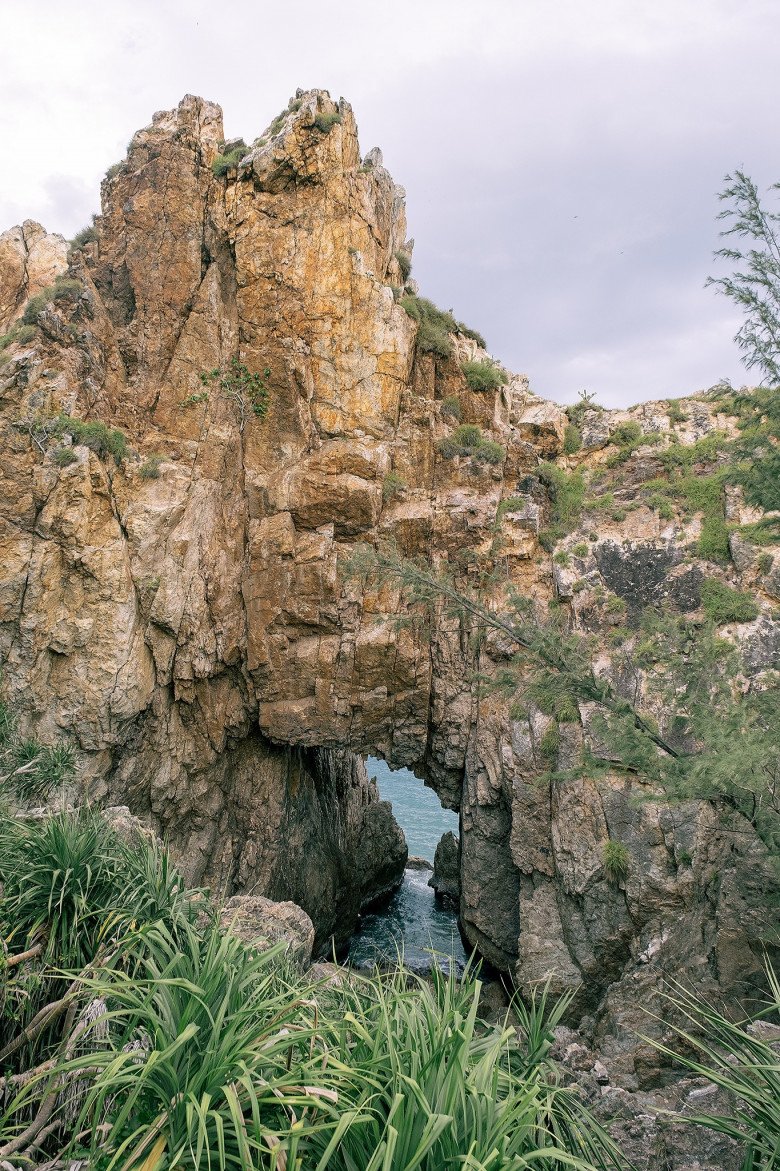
xmin=345 ymin=545 xmax=780 ymax=852
xmin=707 ymin=170 xmax=780 ymax=385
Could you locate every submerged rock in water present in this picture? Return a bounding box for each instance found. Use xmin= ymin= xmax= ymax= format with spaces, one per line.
xmin=406 ymin=855 xmax=433 ymax=870
xmin=429 ymin=831 xmax=460 ymax=908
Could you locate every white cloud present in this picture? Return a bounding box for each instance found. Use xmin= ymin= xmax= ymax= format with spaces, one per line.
xmin=1 ymin=0 xmax=777 ymax=404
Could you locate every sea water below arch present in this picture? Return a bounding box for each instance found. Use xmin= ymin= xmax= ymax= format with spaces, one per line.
xmin=347 ymin=757 xmax=469 ymax=974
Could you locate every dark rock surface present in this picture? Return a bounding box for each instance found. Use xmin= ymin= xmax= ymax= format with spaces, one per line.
xmin=429 ymin=830 xmax=460 ymax=907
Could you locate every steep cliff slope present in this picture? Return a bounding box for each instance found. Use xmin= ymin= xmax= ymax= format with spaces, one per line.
xmin=1 ymin=90 xmax=777 ymax=1081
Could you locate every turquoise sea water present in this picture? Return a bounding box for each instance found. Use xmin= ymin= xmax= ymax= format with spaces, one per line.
xmin=348 ymin=758 xmax=468 ymax=974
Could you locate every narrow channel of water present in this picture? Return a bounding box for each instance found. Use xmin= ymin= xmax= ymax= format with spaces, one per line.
xmin=348 ymin=758 xmax=469 ymax=974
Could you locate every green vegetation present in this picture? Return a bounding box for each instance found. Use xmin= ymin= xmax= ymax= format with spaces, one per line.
xmin=212 ymin=140 xmax=248 ymax=177
xmin=606 ymin=420 xmax=661 ymax=467
xmin=666 ymin=398 xmax=689 ymax=424
xmin=566 ymin=388 xmax=602 ymax=426
xmin=572 ymin=542 xmax=589 ymax=557
xmin=69 ymin=222 xmax=97 ymax=250
xmin=603 ymin=840 xmax=630 ymax=884
xmin=400 ymin=295 xmax=457 ymax=358
xmin=350 ymin=546 xmax=780 ymax=852
xmin=104 ymin=161 xmax=124 ymax=181
xmin=0 ymin=702 xmax=75 ymax=803
xmin=394 ymin=249 xmax=412 ymax=282
xmin=139 ymin=453 xmax=164 ymax=480
xmin=441 ymin=394 xmax=461 ymax=420
xmin=539 ymin=722 xmax=561 ymax=765
xmin=313 ymin=111 xmax=342 ymax=134
xmin=437 ymin=424 xmax=505 ymax=465
xmin=53 ymin=446 xmax=78 ymax=467
xmin=700 ymin=579 xmax=760 ymax=624
xmin=0 ymin=788 xmax=626 ymax=1171
xmin=400 ymin=295 xmax=486 ymax=359
xmin=179 ymin=390 xmax=209 ymax=408
xmin=563 ymin=423 xmax=582 ymax=455
xmin=460 ymin=358 xmax=508 ymax=393
xmin=0 ymin=322 xmax=37 ymax=351
xmin=199 ymin=357 xmax=271 ymax=430
xmin=382 ymin=469 xmax=406 ymax=503
xmin=649 ymin=963 xmax=780 ymax=1168
xmin=537 ymin=462 xmax=586 ymax=548
xmin=707 ymin=170 xmax=780 ymax=385
xmin=55 ymin=415 xmax=128 ymax=464
xmin=553 ymin=551 xmax=570 ymax=567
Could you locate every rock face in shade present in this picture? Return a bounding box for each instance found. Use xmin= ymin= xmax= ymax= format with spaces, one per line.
xmin=0 ymin=90 xmax=778 ymax=1079
xmin=356 ymin=799 xmax=408 ymax=908
xmin=429 ymin=831 xmax=460 ymax=907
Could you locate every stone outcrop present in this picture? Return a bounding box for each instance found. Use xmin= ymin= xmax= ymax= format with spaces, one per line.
xmin=0 ymin=221 xmax=68 ymax=334
xmin=0 ymin=90 xmax=778 ymax=1076
xmin=429 ymin=831 xmax=460 ymax=907
xmin=219 ymin=894 xmax=315 ymax=967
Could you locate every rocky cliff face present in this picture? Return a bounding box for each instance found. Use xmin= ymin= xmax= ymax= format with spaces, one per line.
xmin=1 ymin=90 xmax=777 ymax=1083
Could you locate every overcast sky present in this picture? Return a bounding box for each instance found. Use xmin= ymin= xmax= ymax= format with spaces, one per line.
xmin=1 ymin=0 xmax=778 ymax=407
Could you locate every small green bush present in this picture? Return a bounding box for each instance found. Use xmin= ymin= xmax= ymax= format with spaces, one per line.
xmin=758 ymin=552 xmax=774 ymax=575
xmin=382 ymin=470 xmax=406 ymax=502
xmin=666 ymin=399 xmax=689 ymax=424
xmin=394 ymin=249 xmax=412 ymax=282
xmin=70 ymin=223 xmax=97 ymax=250
xmin=104 ymin=161 xmax=123 ymax=181
xmin=56 ymin=415 xmax=128 ymax=464
xmin=53 ymin=446 xmax=78 ymax=467
xmin=563 ymin=423 xmax=582 ymax=455
xmin=473 ymin=439 xmax=505 ymax=465
xmin=140 ymin=453 xmax=164 ymax=479
xmin=538 ymin=462 xmax=586 ymax=535
xmin=179 ymin=390 xmax=209 ymax=408
xmin=697 ymin=514 xmax=731 ymax=562
xmin=572 ymin=542 xmax=589 ymax=557
xmin=661 ymin=431 xmax=727 ymax=473
xmin=603 ymin=839 xmax=630 ymax=883
xmin=441 ymin=395 xmax=461 ymax=420
xmin=456 ymin=321 xmax=488 ymax=349
xmin=453 ymin=424 xmax=482 ymax=448
xmin=212 ymin=145 xmax=247 ymax=177
xmin=611 ymin=421 xmax=643 ymax=447
xmin=605 ymin=594 xmax=627 ymax=615
xmin=21 ymin=290 xmax=50 ymax=326
xmin=314 ymin=111 xmax=342 ymax=134
xmin=553 ymin=551 xmax=570 ymax=567
xmin=400 ymin=295 xmax=457 ymax=358
xmin=700 ymin=579 xmax=759 ymax=624
xmin=460 ymin=359 xmax=508 ymax=393
xmin=436 ymin=436 xmax=462 ymax=460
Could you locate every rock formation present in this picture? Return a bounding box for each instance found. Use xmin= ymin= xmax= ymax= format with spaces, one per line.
xmin=429 ymin=831 xmax=460 ymax=907
xmin=1 ymin=89 xmax=778 ymax=1084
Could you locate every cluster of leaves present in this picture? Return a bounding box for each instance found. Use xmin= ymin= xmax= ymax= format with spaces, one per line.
xmin=197 ymin=356 xmax=271 ymax=431
xmin=0 ymin=800 xmax=625 ymax=1171
xmin=40 ymin=413 xmax=128 ymax=465
xmin=139 ymin=453 xmax=164 ymax=480
xmin=537 ymin=462 xmax=586 ymax=549
xmin=382 ymin=470 xmax=406 ymax=503
xmin=605 ymin=421 xmax=662 ymax=467
xmin=69 ymin=221 xmax=98 ymax=252
xmin=602 ymin=840 xmax=630 ymax=884
xmin=394 ymin=249 xmax=412 ymax=282
xmin=400 ymin=295 xmax=486 ymax=358
xmin=460 ymin=358 xmax=508 ymax=393
xmin=563 ymin=423 xmax=582 ymax=455
xmin=211 ymin=139 xmax=248 ymax=177
xmin=0 ymin=703 xmax=75 ymax=804
xmin=700 ymin=579 xmax=759 ymax=624
xmin=313 ymin=111 xmax=342 ymax=134
xmin=437 ymin=423 xmax=505 ymax=465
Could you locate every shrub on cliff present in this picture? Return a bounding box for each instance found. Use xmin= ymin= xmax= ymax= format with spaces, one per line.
xmin=212 ymin=142 xmax=248 ymax=177
xmin=400 ymin=295 xmax=488 ymax=360
xmin=461 ymin=358 xmax=508 ymax=393
xmin=700 ymin=579 xmax=759 ymax=624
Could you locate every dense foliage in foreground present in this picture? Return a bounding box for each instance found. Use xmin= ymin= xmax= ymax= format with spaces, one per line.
xmin=2 ymin=805 xmax=778 ymax=1169
xmin=0 ymin=806 xmax=626 ymax=1170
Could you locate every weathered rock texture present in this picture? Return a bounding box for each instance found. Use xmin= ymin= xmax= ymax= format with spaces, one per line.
xmin=0 ymin=221 xmax=68 ymax=334
xmin=219 ymin=894 xmax=315 ymax=967
xmin=429 ymin=831 xmax=460 ymax=907
xmin=0 ymin=90 xmax=778 ymax=1077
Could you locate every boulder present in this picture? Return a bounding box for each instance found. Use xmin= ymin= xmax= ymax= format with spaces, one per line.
xmin=429 ymin=831 xmax=460 ymax=907
xmin=219 ymin=895 xmax=315 ymax=967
